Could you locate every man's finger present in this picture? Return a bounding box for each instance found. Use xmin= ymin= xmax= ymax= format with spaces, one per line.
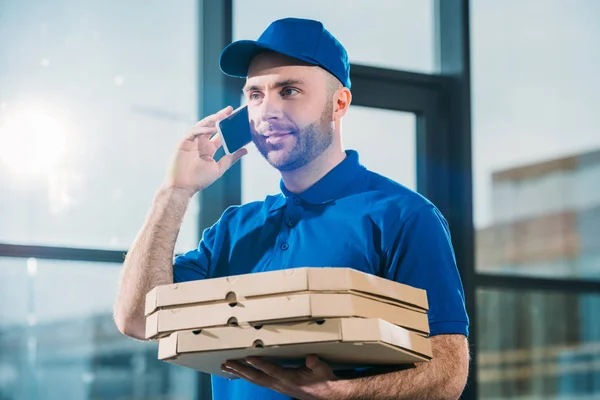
xmin=209 ymin=132 xmax=223 ymax=148
xmin=305 ymin=355 xmax=336 ymax=379
xmin=186 ymin=126 xmax=217 ymax=140
xmin=245 ymin=357 xmax=288 ymax=378
xmin=208 ymin=133 xmax=223 ymax=158
xmin=194 ymin=105 xmax=232 ymax=127
xmin=197 ymin=135 xmax=218 ymax=157
xmin=222 ymin=361 xmax=275 ymax=387
xmin=217 ymin=147 xmax=248 ymax=175
xmin=194 ymin=105 xmax=233 ymax=128
xmin=221 ymin=366 xmax=257 ymax=383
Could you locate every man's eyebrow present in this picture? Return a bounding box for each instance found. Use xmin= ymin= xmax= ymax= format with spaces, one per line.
xmin=242 ymin=79 xmax=305 ymax=93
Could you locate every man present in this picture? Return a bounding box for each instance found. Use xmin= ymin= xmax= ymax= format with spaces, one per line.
xmin=114 ymin=17 xmax=469 ymax=400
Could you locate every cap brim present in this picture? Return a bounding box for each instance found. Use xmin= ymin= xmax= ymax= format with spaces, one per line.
xmin=219 ymin=40 xmax=318 ymax=78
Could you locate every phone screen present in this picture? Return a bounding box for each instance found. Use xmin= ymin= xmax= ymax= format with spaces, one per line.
xmin=218 ymin=105 xmax=252 ymax=155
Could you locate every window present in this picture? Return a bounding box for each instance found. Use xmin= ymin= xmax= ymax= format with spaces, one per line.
xmin=233 ymin=0 xmax=435 ymax=73
xmin=472 ymin=1 xmax=600 ymax=398
xmin=0 ymin=258 xmax=197 ymax=400
xmin=471 ymin=0 xmax=600 ymax=280
xmin=478 ymin=289 xmax=600 ymax=399
xmin=0 ymin=1 xmax=200 ymax=398
xmin=0 ymin=0 xmax=199 ymax=253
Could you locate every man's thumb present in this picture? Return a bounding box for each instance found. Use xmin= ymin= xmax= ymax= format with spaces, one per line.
xmin=306 ymin=355 xmax=334 ymax=377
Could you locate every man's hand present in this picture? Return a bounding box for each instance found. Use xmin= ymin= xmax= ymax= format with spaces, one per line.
xmin=221 ymin=335 xmax=469 ymax=400
xmin=222 ymin=355 xmax=341 ymax=400
xmin=163 ymin=105 xmax=248 ymax=197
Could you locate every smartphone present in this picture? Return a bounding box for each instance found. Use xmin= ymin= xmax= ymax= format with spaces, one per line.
xmin=217 ymin=104 xmax=252 ymax=155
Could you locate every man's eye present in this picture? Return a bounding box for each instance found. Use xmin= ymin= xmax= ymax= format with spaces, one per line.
xmin=281 ymin=88 xmax=299 ymax=97
xmin=249 ymin=92 xmax=262 ymax=100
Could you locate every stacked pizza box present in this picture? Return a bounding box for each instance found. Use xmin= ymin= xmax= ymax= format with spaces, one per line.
xmin=145 ymin=267 xmax=432 ymax=378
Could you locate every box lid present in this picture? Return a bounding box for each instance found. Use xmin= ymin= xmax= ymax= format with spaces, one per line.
xmin=145 ymin=292 xmax=430 ymax=339
xmin=158 ymin=317 xmax=432 ymax=378
xmin=145 ymin=267 xmax=428 ymax=316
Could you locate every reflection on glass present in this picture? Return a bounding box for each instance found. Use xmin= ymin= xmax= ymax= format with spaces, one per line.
xmin=0 ymin=104 xmax=68 ymax=176
xmin=476 ymin=152 xmax=600 ymax=280
xmin=471 ymin=0 xmax=600 ymax=280
xmin=241 ymin=106 xmax=416 ymax=203
xmin=477 ymin=289 xmax=600 ymax=399
xmin=0 ymin=0 xmax=199 ymax=252
xmin=0 ymin=258 xmax=197 ymax=400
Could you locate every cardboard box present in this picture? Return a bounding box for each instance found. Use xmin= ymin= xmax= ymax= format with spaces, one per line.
xmin=146 ymin=292 xmax=430 ymax=339
xmin=159 ymin=317 xmax=432 ymax=379
xmin=145 ymin=267 xmax=428 ymax=317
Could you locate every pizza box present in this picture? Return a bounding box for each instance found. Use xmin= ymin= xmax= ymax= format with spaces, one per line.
xmin=158 ymin=317 xmax=432 ymax=379
xmin=145 ymin=267 xmax=428 ymax=317
xmin=146 ymin=292 xmax=429 ymax=340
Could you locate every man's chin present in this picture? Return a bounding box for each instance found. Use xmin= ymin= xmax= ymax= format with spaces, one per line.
xmin=265 ymin=153 xmax=292 ymax=170
xmin=261 ymin=150 xmax=298 ymax=171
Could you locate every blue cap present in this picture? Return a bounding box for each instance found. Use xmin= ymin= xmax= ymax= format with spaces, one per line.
xmin=219 ymin=18 xmax=351 ymax=89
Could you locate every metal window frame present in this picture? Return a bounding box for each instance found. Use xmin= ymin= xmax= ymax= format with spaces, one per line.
xmin=435 ymin=1 xmax=478 ymax=398
xmin=0 ymin=244 xmax=126 ymax=263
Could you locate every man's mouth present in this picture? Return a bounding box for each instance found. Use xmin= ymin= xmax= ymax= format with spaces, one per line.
xmin=263 ymin=130 xmax=291 ymax=137
xmin=264 ymin=131 xmax=291 ymax=144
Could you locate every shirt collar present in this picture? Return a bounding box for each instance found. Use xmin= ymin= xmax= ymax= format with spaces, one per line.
xmin=269 ymin=150 xmax=364 ymax=211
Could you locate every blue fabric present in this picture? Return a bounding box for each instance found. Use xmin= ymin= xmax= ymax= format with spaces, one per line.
xmin=219 ymin=17 xmax=351 ymax=89
xmin=173 ymin=150 xmax=469 ymax=400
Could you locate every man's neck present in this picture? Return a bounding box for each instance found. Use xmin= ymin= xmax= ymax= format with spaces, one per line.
xmin=280 ymin=146 xmax=346 ymax=194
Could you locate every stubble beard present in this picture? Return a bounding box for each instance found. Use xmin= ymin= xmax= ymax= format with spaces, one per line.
xmin=254 ymin=103 xmax=334 ymax=172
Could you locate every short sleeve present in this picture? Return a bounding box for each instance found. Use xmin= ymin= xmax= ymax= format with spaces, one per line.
xmin=384 ymin=205 xmax=469 ymax=337
xmin=173 ymin=225 xmax=216 ymax=283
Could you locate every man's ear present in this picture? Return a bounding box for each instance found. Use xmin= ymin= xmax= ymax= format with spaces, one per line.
xmin=333 ymin=87 xmax=352 ymax=121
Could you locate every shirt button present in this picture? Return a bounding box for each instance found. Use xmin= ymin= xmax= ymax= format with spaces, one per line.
xmin=281 ymin=242 xmax=290 ymax=251
xmin=293 ymin=198 xmax=301 ymax=206
xmin=287 ymin=220 xmax=296 ymax=228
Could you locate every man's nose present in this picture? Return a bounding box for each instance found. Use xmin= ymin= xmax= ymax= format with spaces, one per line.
xmin=259 ymin=94 xmax=284 ymax=121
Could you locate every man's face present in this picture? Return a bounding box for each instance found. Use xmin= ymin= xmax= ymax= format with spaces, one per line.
xmin=243 ymin=52 xmax=336 ymax=171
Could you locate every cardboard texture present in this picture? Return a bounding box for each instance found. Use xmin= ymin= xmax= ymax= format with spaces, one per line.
xmin=145 ymin=267 xmax=428 ymax=317
xmin=146 ymin=292 xmax=430 ymax=339
xmin=158 ymin=317 xmax=432 ymax=379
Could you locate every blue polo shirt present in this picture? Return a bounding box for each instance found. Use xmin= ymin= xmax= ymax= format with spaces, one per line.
xmin=173 ymin=149 xmax=469 ymax=400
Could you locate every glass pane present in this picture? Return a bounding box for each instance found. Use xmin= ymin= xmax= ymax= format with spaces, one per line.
xmin=477 ymin=289 xmax=600 ymax=399
xmin=233 ymin=0 xmax=434 ymax=73
xmin=471 ymin=0 xmax=600 ymax=279
xmin=241 ymin=106 xmax=416 ymax=202
xmin=0 ymin=258 xmax=197 ymax=400
xmin=0 ymin=0 xmax=199 ymax=253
